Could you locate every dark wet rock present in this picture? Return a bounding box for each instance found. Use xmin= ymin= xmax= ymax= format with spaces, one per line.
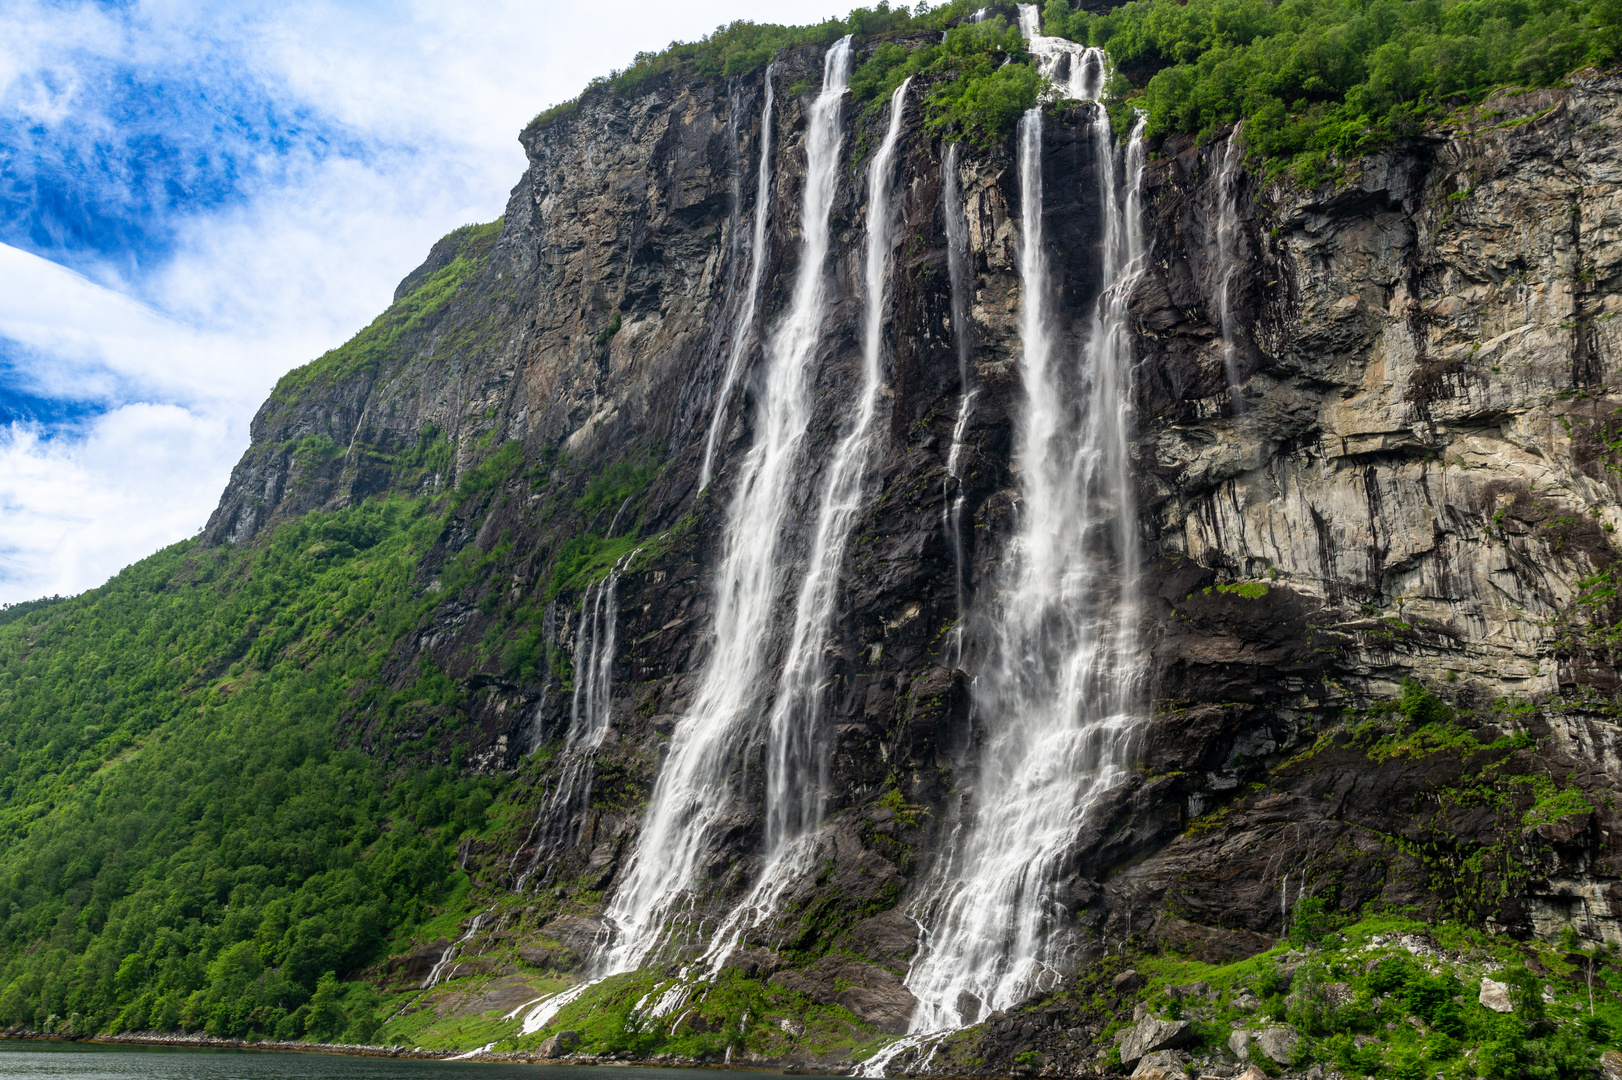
xmin=197 ymin=30 xmax=1622 ymax=1055
xmin=770 ymin=956 xmax=920 ymax=1034
xmin=1118 ymin=1017 xmax=1196 ymax=1067
xmin=1154 ymin=918 xmax=1276 ymax=964
xmin=837 ymin=909 xmax=920 ymax=972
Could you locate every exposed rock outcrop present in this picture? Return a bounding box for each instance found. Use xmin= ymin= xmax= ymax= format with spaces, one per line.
xmin=200 ymin=27 xmax=1622 ymax=1064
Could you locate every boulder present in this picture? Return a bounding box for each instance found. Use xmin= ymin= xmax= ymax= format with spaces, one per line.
xmin=1253 ymin=1026 xmax=1298 ymax=1066
xmin=1227 ymin=1028 xmax=1251 ymax=1061
xmin=1236 ymin=1068 xmax=1268 ymax=1080
xmin=1131 ymin=1049 xmax=1186 ymax=1079
xmin=1112 ymin=969 xmax=1147 ymax=993
xmin=1480 ymin=978 xmax=1513 ymax=1013
xmin=537 ymin=1030 xmax=579 ymax=1058
xmin=1600 ymin=1049 xmax=1622 ymax=1080
xmin=1119 ymin=1017 xmax=1195 ymax=1067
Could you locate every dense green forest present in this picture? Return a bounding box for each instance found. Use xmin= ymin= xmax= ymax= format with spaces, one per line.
xmin=0 ymin=500 xmax=499 ymax=1040
xmin=1045 ymin=0 xmax=1622 ymax=174
xmin=530 ymin=0 xmax=1047 ymax=145
xmin=4 ymin=0 xmax=1621 ymax=1053
xmin=533 ymin=0 xmax=1622 ymax=175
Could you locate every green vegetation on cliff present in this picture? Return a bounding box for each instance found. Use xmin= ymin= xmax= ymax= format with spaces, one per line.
xmin=1044 ymin=0 xmax=1622 ymax=176
xmin=274 ymin=220 xmax=501 ymax=398
xmin=0 ymin=500 xmax=500 ymax=1041
xmin=1131 ymin=917 xmax=1612 ymax=1078
xmin=527 ymin=1 xmax=1043 ymax=146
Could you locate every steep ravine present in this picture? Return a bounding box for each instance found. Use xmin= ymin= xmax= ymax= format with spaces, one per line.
xmin=195 ymin=36 xmax=1622 ymax=1076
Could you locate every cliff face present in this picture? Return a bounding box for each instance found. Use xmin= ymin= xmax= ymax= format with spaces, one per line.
xmin=202 ymin=38 xmax=1622 ymax=1065
xmin=1118 ymin=76 xmax=1622 ymax=955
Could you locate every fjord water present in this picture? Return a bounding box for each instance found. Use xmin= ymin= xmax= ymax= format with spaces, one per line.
xmin=594 ymin=36 xmax=856 ymax=977
xmin=0 ymin=1043 xmax=761 ymax=1080
xmin=901 ymin=10 xmax=1151 ymax=1036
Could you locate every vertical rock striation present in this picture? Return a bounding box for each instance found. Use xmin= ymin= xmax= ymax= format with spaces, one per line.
xmin=200 ymin=31 xmax=1622 ymax=1058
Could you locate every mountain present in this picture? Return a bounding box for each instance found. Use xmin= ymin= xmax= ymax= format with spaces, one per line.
xmin=4 ymin=1 xmax=1622 ymax=1076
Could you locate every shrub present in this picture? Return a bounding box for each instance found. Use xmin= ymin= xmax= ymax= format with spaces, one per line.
xmin=1042 ymin=0 xmax=1622 ymax=175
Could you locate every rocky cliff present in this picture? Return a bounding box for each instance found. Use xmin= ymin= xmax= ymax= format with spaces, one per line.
xmin=199 ymin=32 xmax=1622 ymax=1072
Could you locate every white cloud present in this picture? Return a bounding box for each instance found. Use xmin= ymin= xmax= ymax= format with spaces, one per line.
xmin=0 ymin=405 xmax=233 ymax=602
xmin=0 ymin=0 xmax=849 ymax=605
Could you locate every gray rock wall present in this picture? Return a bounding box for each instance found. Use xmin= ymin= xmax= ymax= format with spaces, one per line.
xmin=201 ymin=46 xmax=1622 ymax=999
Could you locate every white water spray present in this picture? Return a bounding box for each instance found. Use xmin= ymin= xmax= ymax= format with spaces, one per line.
xmin=899 ymin=70 xmax=1150 ymax=1038
xmin=700 ymin=68 xmax=777 ymax=490
xmin=1214 ymin=122 xmax=1246 ymax=407
xmin=701 ymin=78 xmax=913 ymax=970
xmin=512 ymin=552 xmax=634 ymax=893
xmin=1016 ymin=4 xmax=1105 ymax=101
xmin=941 ymin=142 xmax=975 ymax=658
xmin=424 ymin=909 xmax=489 ymax=989
xmin=594 ymin=37 xmax=856 ymax=977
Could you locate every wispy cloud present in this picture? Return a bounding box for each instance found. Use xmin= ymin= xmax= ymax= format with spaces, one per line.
xmin=0 ymin=0 xmax=846 ymax=604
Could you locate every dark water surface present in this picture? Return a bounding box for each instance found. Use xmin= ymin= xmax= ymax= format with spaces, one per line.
xmin=0 ymin=1043 xmax=752 ymax=1080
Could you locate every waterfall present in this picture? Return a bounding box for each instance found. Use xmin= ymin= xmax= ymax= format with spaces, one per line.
xmin=700 ymin=67 xmax=777 ymax=491
xmin=898 ymin=77 xmax=1150 ymax=1035
xmin=424 ymin=909 xmax=489 ymax=989
xmin=570 ymin=564 xmax=622 ymax=748
xmin=763 ymin=75 xmax=911 ymax=851
xmin=1016 ymin=4 xmax=1104 ymax=100
xmin=1214 ymin=122 xmax=1246 ymax=408
xmin=594 ymin=36 xmax=856 ymax=977
xmin=512 ymin=553 xmax=633 ymax=893
xmin=941 ymin=142 xmax=974 ymax=658
xmin=699 ymin=79 xmax=914 ymax=971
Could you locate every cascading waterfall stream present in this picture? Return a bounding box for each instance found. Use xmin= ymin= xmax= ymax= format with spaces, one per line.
xmin=941 ymin=142 xmax=974 ymax=658
xmin=512 ymin=552 xmax=635 ymax=893
xmin=1016 ymin=4 xmax=1104 ymax=99
xmin=890 ymin=29 xmax=1151 ymax=1052
xmin=700 ymin=68 xmax=777 ymax=491
xmin=588 ymin=36 xmax=855 ymax=979
xmin=700 ymin=77 xmax=913 ymax=973
xmin=1214 ymin=121 xmax=1246 ymax=408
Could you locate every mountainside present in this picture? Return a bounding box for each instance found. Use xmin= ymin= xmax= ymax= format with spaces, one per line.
xmin=8 ymin=2 xmax=1622 ymax=1077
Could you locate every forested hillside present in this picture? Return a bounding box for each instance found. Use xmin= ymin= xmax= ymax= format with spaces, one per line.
xmin=4 ymin=0 xmax=1622 ymax=1076
xmin=0 ymin=500 xmax=499 ymax=1038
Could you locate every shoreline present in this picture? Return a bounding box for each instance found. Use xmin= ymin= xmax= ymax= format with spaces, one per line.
xmin=0 ymin=1030 xmax=457 ymax=1059
xmin=0 ymin=1031 xmax=847 ymax=1072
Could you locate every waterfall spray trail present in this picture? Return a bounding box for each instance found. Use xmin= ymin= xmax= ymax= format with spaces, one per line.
xmin=423 ymin=909 xmax=492 ymax=990
xmin=700 ymin=68 xmax=777 ymax=491
xmin=587 ymin=37 xmax=856 ymax=980
xmin=888 ymin=6 xmax=1151 ymax=1050
xmin=1016 ymin=3 xmax=1104 ymax=98
xmin=512 ymin=552 xmax=634 ymax=893
xmin=700 ymin=78 xmax=913 ymax=973
xmin=941 ymin=142 xmax=974 ymax=662
xmin=1214 ymin=121 xmax=1246 ymax=409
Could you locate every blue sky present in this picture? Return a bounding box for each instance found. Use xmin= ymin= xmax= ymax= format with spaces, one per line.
xmin=0 ymin=0 xmax=843 ymax=604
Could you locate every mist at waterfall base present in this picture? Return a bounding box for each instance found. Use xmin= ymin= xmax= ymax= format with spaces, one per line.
xmin=512 ymin=8 xmax=1154 ymax=1062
